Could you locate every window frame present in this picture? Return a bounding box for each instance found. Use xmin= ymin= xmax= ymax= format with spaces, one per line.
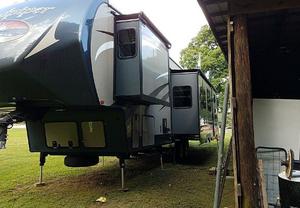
xmin=117 ymin=28 xmax=137 ymax=59
xmin=173 ymin=85 xmax=193 ymax=109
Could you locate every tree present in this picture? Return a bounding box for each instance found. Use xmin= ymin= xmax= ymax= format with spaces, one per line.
xmin=180 ymin=25 xmax=228 ymax=108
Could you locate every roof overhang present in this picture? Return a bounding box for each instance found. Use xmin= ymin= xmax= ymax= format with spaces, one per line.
xmin=197 ymin=0 xmax=228 ymax=57
xmin=198 ymin=0 xmax=300 ymax=99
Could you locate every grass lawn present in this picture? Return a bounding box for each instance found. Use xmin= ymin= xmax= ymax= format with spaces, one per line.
xmin=0 ymin=128 xmax=234 ymax=208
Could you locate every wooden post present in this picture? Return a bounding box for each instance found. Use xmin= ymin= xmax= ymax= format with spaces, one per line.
xmin=227 ymin=16 xmax=241 ymax=208
xmin=233 ymin=15 xmax=259 ymax=208
xmin=258 ymin=160 xmax=268 ymax=208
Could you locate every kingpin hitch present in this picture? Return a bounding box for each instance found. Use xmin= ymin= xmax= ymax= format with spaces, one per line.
xmin=0 ymin=111 xmax=24 ymax=149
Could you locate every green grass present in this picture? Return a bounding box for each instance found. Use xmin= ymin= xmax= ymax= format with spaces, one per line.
xmin=0 ymin=129 xmax=234 ymax=208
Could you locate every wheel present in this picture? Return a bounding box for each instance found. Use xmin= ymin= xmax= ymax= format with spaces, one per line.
xmin=175 ymin=139 xmax=189 ymax=162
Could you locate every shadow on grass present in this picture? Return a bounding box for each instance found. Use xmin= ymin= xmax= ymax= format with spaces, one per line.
xmin=44 ymin=154 xmax=163 ymax=190
xmin=162 ymin=141 xmax=218 ymax=166
xmin=184 ymin=144 xmax=217 ymax=166
xmin=42 ymin=142 xmax=217 ymax=190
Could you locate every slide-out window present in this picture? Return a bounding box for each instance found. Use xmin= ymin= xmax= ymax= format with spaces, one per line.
xmin=200 ymin=86 xmax=207 ymax=110
xmin=207 ymin=89 xmax=212 ymax=112
xmin=214 ymin=95 xmax=218 ymax=121
xmin=118 ymin=29 xmax=136 ymax=58
xmin=173 ymin=86 xmax=192 ymax=108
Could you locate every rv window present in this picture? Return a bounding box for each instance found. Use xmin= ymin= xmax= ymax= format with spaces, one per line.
xmin=207 ymin=89 xmax=212 ymax=112
xmin=118 ymin=29 xmax=136 ymax=58
xmin=173 ymin=86 xmax=192 ymax=108
xmin=214 ymin=95 xmax=218 ymax=121
xmin=200 ymin=86 xmax=206 ymax=110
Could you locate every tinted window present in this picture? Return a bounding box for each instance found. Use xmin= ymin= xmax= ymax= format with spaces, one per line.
xmin=207 ymin=89 xmax=212 ymax=112
xmin=173 ymin=86 xmax=192 ymax=108
xmin=118 ymin=29 xmax=136 ymax=58
xmin=200 ymin=86 xmax=207 ymax=110
xmin=214 ymin=95 xmax=218 ymax=121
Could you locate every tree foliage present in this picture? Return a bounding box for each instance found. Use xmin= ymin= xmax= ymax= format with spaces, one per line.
xmin=180 ymin=25 xmax=228 ymax=108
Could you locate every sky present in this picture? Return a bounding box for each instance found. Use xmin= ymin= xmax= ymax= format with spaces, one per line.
xmin=0 ymin=0 xmax=27 ymax=8
xmin=0 ymin=0 xmax=208 ymax=64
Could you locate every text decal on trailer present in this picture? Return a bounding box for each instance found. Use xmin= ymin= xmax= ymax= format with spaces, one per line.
xmin=0 ymin=7 xmax=55 ymax=20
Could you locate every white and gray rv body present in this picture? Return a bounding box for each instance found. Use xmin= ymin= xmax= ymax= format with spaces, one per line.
xmin=0 ymin=0 xmax=172 ymax=164
xmin=0 ymin=0 xmax=170 ymax=108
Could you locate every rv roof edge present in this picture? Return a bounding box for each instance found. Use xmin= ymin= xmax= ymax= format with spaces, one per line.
xmin=170 ymin=69 xmax=218 ymax=93
xmin=115 ymin=12 xmax=171 ymax=49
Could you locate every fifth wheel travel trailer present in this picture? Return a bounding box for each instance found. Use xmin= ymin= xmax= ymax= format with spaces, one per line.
xmin=0 ymin=0 xmax=218 ymax=188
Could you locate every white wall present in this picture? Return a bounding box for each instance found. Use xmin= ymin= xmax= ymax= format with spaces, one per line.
xmin=253 ymin=99 xmax=300 ymax=159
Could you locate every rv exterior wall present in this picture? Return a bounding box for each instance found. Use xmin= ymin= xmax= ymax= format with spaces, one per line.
xmin=141 ymin=22 xmax=169 ymax=102
xmin=90 ymin=3 xmax=115 ymax=106
xmin=147 ymin=105 xmax=171 ymax=136
xmin=253 ymin=99 xmax=300 ymax=159
xmin=115 ymin=16 xmax=170 ymax=105
xmin=169 ymin=58 xmax=182 ymax=70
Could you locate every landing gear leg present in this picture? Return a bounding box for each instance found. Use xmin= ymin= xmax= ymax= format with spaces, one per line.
xmin=160 ymin=148 xmax=164 ymax=170
xmin=175 ymin=140 xmax=183 ymax=162
xmin=119 ymin=158 xmax=128 ymax=192
xmin=172 ymin=144 xmax=177 ymax=164
xmin=183 ymin=139 xmax=189 ymax=158
xmin=35 ymin=152 xmax=47 ymax=187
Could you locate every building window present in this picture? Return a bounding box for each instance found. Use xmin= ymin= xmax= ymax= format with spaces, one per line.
xmin=173 ymin=86 xmax=192 ymax=108
xmin=118 ymin=29 xmax=136 ymax=58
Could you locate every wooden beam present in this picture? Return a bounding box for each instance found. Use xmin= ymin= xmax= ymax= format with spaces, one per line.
xmin=214 ymin=22 xmax=228 ymax=28
xmin=210 ymin=10 xmax=228 ymax=17
xmin=215 ymin=27 xmax=227 ymax=34
xmin=230 ymin=0 xmax=300 ymax=15
xmin=233 ymin=15 xmax=259 ymax=207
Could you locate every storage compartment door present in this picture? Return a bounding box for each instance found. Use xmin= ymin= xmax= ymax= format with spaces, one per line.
xmin=45 ymin=122 xmax=79 ymax=148
xmin=81 ymin=121 xmax=106 ymax=148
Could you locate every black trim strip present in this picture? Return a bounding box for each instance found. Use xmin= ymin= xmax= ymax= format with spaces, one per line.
xmin=148 ymin=83 xmax=169 ymax=97
xmin=97 ymin=30 xmax=114 ymax=37
xmin=106 ymin=2 xmax=122 ymax=15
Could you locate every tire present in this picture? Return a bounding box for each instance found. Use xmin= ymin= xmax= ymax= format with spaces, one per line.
xmin=64 ymin=155 xmax=99 ymax=167
xmin=175 ymin=139 xmax=189 ymax=162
